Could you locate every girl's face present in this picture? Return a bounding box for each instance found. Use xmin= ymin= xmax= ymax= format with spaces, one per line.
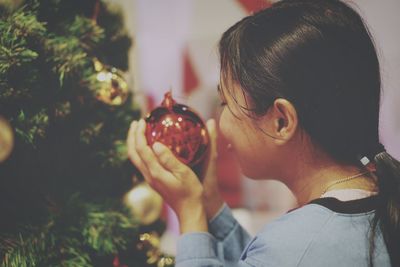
xmin=218 ymin=78 xmax=280 ymax=179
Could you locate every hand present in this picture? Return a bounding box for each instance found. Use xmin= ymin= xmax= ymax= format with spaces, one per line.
xmin=202 ymin=119 xmax=225 ymax=220
xmin=127 ymin=119 xmax=207 ymax=234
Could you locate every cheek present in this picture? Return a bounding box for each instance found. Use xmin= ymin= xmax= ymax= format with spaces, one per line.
xmin=219 ymin=111 xmax=265 ymax=177
xmin=236 ymin=141 xmax=267 ymax=179
xmin=218 ymin=108 xmax=277 ymax=179
xmin=239 ymin=137 xmax=279 ymax=180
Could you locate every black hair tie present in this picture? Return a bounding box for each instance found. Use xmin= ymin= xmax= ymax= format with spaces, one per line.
xmin=372 ymin=143 xmax=386 ymax=157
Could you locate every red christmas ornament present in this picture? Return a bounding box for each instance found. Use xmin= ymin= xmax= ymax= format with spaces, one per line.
xmin=145 ymin=92 xmax=210 ymax=178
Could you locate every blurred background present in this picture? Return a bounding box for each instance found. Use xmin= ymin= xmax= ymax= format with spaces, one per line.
xmin=112 ymin=0 xmax=400 ymax=255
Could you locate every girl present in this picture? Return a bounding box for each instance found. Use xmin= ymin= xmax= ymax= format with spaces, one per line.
xmin=127 ymin=0 xmax=399 ymax=266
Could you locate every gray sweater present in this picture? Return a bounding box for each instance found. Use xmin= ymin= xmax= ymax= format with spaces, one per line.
xmin=176 ymin=197 xmax=391 ymax=266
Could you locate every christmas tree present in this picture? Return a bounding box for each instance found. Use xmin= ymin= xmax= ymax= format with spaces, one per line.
xmin=0 ymin=0 xmax=173 ymax=266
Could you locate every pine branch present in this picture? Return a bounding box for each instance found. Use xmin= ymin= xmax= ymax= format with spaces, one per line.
xmin=44 ymin=36 xmax=89 ymax=86
xmin=0 ymin=0 xmax=145 ymax=265
xmin=1 ymin=196 xmax=140 ymax=267
xmin=79 ymin=122 xmax=104 ymax=145
xmin=12 ymin=109 xmax=49 ymax=146
xmin=0 ymin=228 xmax=93 ymax=267
xmin=65 ymin=195 xmax=139 ymax=256
xmin=65 ymin=16 xmax=105 ymax=50
xmin=0 ymin=226 xmax=56 ymax=267
xmin=82 ymin=210 xmax=137 ymax=255
xmin=0 ymin=2 xmax=45 ymax=75
xmin=95 ymin=140 xmax=128 ymax=169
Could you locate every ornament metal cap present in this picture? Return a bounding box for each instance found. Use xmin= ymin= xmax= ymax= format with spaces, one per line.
xmin=161 ymin=91 xmax=176 ymax=110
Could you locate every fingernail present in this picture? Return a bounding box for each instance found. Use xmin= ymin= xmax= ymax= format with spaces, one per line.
xmin=138 ymin=118 xmax=145 ymax=129
xmin=207 ymin=118 xmax=216 ymax=128
xmin=152 ymin=142 xmax=165 ymax=155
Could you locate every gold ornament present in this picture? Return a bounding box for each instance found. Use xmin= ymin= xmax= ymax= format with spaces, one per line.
xmin=157 ymin=256 xmax=175 ymax=267
xmin=93 ymin=59 xmax=129 ymax=106
xmin=136 ymin=231 xmax=175 ymax=266
xmin=123 ymin=181 xmax=163 ymax=225
xmin=0 ymin=116 xmax=14 ymax=163
xmin=136 ymin=232 xmax=162 ymax=264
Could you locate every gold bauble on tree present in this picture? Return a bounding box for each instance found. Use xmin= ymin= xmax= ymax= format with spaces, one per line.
xmin=0 ymin=116 xmax=14 ymax=163
xmin=92 ymin=59 xmax=129 ymax=106
xmin=136 ymin=231 xmax=175 ymax=266
xmin=123 ymin=181 xmax=163 ymax=225
xmin=157 ymin=256 xmax=175 ymax=267
xmin=137 ymin=232 xmax=161 ymax=265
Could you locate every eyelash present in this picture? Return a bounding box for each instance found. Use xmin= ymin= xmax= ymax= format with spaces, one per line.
xmin=220 ymin=102 xmax=227 ymax=107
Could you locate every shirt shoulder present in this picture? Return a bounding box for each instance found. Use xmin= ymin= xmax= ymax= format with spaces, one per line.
xmin=241 ymin=204 xmax=335 ymax=266
xmin=241 ymin=196 xmax=388 ymax=266
xmin=247 ymin=195 xmax=380 ymax=253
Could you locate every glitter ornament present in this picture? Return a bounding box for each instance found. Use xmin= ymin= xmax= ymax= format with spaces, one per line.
xmin=93 ymin=59 xmax=129 ymax=106
xmin=145 ymin=92 xmax=210 ymax=178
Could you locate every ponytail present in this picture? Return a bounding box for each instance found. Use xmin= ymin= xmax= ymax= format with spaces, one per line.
xmin=370 ymin=150 xmax=400 ymax=266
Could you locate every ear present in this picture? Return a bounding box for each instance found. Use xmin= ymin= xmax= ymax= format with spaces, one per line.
xmin=269 ymin=98 xmax=298 ymax=145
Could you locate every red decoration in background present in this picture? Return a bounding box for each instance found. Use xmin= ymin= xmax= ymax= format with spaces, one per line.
xmin=237 ymin=0 xmax=271 ymax=13
xmin=145 ymin=92 xmax=210 ymax=179
xmin=183 ymin=47 xmax=199 ymax=95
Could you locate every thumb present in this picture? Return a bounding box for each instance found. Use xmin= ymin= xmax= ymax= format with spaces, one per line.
xmin=206 ymin=119 xmax=218 ymax=161
xmin=152 ymin=142 xmax=192 ymax=178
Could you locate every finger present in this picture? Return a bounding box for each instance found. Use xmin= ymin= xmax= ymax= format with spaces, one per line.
xmin=127 ymin=122 xmax=168 ymax=195
xmin=135 ymin=119 xmax=177 ymax=184
xmin=152 ymin=142 xmax=193 ymax=179
xmin=127 ymin=120 xmax=139 ymax=161
xmin=127 ymin=120 xmax=152 ymax=179
xmin=127 ymin=120 xmax=142 ymax=166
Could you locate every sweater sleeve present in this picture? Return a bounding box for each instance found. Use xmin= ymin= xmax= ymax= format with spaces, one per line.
xmin=175 ymin=204 xmax=254 ymax=267
xmin=208 ymin=204 xmax=252 ymax=260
